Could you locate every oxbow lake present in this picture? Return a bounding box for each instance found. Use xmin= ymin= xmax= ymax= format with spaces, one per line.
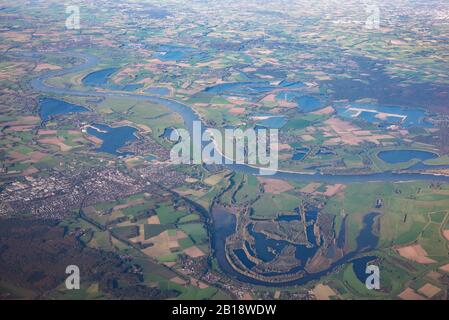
xmin=39 ymin=97 xmax=88 ymax=121
xmin=86 ymin=123 xmax=137 ymax=156
xmin=378 ymin=150 xmax=438 ymax=164
xmin=82 ymin=68 xmax=143 ymax=91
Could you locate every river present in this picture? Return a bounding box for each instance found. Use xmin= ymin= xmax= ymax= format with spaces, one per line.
xmin=24 ymin=51 xmax=449 ymax=287
xmin=211 ymin=207 xmax=382 ymax=287
xmin=25 ymin=52 xmax=449 ymax=184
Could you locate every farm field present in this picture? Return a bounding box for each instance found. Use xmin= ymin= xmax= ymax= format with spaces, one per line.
xmin=1 ymin=0 xmax=449 ymax=301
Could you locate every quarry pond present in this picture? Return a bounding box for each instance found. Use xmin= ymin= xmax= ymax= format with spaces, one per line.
xmin=85 ymin=123 xmax=138 ymax=156
xmin=39 ymin=97 xmax=88 ymax=122
xmin=211 ymin=206 xmax=382 ymax=287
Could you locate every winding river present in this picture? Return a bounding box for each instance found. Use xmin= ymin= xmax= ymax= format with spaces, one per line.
xmin=23 ymin=51 xmax=449 ymax=287
xmin=26 ymin=52 xmax=449 ymax=184
xmin=212 ymin=207 xmax=381 ymax=287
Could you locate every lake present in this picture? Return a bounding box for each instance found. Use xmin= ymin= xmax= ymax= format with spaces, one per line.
xmin=277 ymin=214 xmax=300 ymax=222
xmin=275 ymin=92 xmax=323 ymax=112
xmin=256 ymin=116 xmax=287 ymax=129
xmin=152 ymin=44 xmax=197 ymax=61
xmin=27 ymin=51 xmax=449 ymax=288
xmin=356 ymin=212 xmax=380 ymax=251
xmin=86 ymin=123 xmax=137 ymax=156
xmin=247 ymin=224 xmax=288 ymax=263
xmin=336 ymin=102 xmax=434 ymax=128
xmin=305 ymin=207 xmax=319 ymax=246
xmin=378 ymin=150 xmax=438 ymax=164
xmin=82 ymin=67 xmax=118 ymax=86
xmin=82 ymin=67 xmax=143 ymax=91
xmin=234 ymin=249 xmax=256 ymax=269
xmin=211 ymin=206 xmax=242 ymax=279
xmin=292 ymin=151 xmax=307 ymax=161
xmin=160 ymin=128 xmax=178 ymax=140
xmin=30 ymin=52 xmax=449 ymax=184
xmin=82 ymin=68 xmax=143 ymax=92
xmin=352 ymin=255 xmax=378 ymax=285
xmin=204 ymin=80 xmax=305 ymax=100
xmin=39 ymin=97 xmax=88 ymax=121
xmin=291 ymin=147 xmax=309 ymax=161
xmin=296 ymin=95 xmax=323 ymax=112
xmin=241 ymin=207 xmax=320 ymax=272
xmin=211 ymin=206 xmax=388 ymax=287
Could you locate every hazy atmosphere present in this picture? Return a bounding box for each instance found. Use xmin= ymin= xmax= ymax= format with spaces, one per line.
xmin=1 ymin=0 xmax=449 ymax=302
